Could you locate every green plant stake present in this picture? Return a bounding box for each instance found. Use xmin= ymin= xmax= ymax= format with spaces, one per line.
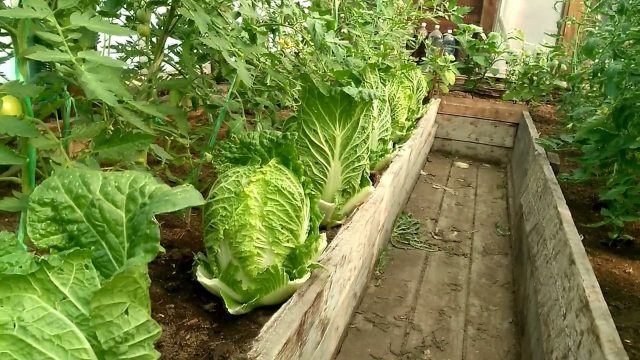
xmin=187 ymin=74 xmax=238 ymax=186
xmin=62 ymin=89 xmax=73 ymax=152
xmin=14 ymin=12 xmax=36 ymax=248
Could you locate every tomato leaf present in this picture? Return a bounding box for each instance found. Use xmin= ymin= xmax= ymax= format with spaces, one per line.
xmin=77 ymin=50 xmax=126 ymax=68
xmin=25 ymin=48 xmax=72 ymax=62
xmin=92 ymin=130 xmax=155 ymax=161
xmin=0 ymin=116 xmax=39 ymax=137
xmin=0 ymin=82 xmax=43 ymax=99
xmin=0 ymin=144 xmax=24 ymax=165
xmin=70 ymin=12 xmax=136 ymax=36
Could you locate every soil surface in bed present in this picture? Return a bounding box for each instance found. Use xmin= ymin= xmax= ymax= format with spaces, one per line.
xmin=151 ymin=211 xmax=273 ymax=360
xmin=337 ymin=153 xmax=519 ymax=360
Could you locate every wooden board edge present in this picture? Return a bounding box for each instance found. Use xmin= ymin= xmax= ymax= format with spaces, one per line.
xmin=512 ymin=114 xmax=629 ymax=360
xmin=437 ymin=96 xmax=524 ymax=123
xmin=248 ymin=99 xmax=442 ymax=360
xmin=436 ymin=113 xmax=517 ymax=148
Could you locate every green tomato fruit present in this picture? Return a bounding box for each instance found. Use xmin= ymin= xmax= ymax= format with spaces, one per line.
xmin=136 ymin=9 xmax=151 ymax=24
xmin=137 ymin=24 xmax=151 ymax=38
xmin=0 ymin=95 xmax=23 ymax=117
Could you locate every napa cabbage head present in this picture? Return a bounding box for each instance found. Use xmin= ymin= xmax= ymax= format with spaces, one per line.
xmin=292 ymin=83 xmax=375 ymax=227
xmin=388 ymin=75 xmax=414 ymax=142
xmin=196 ymin=160 xmax=326 ymax=315
xmin=388 ymin=67 xmax=430 ymax=142
xmin=363 ymin=69 xmax=394 ymax=172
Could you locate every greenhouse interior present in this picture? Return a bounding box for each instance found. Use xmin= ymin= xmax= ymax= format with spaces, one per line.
xmin=0 ymin=0 xmax=638 ymax=359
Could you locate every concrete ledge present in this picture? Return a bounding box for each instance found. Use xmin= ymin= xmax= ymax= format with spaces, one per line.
xmin=509 ymin=111 xmax=628 ymax=360
xmin=248 ymin=100 xmax=441 ymax=360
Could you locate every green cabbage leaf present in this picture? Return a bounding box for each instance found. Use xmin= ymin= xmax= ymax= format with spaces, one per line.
xmin=27 ymin=168 xmax=205 ymax=278
xmin=0 ymin=233 xmax=161 ymax=360
xmin=363 ymin=69 xmax=395 ymax=172
xmin=292 ymin=83 xmax=375 ymax=226
xmin=388 ymin=67 xmax=429 ymax=142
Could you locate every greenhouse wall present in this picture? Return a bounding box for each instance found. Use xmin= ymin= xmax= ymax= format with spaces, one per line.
xmin=496 ymin=0 xmax=562 ymax=48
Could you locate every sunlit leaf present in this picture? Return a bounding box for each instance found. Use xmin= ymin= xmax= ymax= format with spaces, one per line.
xmin=70 ymin=12 xmax=136 ymax=36
xmin=77 ymin=50 xmax=126 ymax=68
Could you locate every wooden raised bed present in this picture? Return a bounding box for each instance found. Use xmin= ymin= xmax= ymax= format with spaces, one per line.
xmin=239 ymin=96 xmax=627 ymax=360
xmin=509 ymin=111 xmax=628 ymax=360
xmin=433 ymin=96 xmax=628 ymax=359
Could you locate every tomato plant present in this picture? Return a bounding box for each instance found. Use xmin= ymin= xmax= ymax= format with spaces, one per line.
xmin=503 ymin=41 xmax=570 ymax=104
xmin=559 ymin=0 xmax=640 ymax=240
xmin=455 ymin=24 xmax=508 ymax=90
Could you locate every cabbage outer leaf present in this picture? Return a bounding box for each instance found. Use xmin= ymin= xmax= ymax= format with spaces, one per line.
xmin=0 ymin=250 xmax=161 ymax=359
xmin=295 ymin=84 xmax=375 ymax=226
xmin=27 ymin=168 xmax=205 ymax=278
xmin=363 ymin=69 xmax=394 ymax=169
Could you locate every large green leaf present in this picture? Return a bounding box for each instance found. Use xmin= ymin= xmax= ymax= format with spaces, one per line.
xmin=90 ymin=264 xmax=161 ymax=360
xmin=362 ymin=69 xmax=393 ymax=170
xmin=0 ymin=250 xmax=161 ymax=359
xmin=0 ymin=251 xmax=100 ymax=360
xmin=292 ymin=84 xmax=374 ymax=226
xmin=28 ymin=168 xmax=205 ymax=278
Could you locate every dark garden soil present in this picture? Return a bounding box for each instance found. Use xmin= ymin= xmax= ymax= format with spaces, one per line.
xmin=529 ymin=104 xmax=640 ymax=360
xmin=151 ymin=211 xmax=275 ymax=360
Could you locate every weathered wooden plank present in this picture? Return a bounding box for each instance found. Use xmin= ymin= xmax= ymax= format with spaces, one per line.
xmin=432 ymin=138 xmax=511 ymax=164
xmin=403 ymin=161 xmax=478 ymax=358
xmin=464 ymin=165 xmax=519 ymax=360
xmin=561 ymin=0 xmax=585 ymax=49
xmin=480 ymin=0 xmax=499 ymax=33
xmin=509 ymin=111 xmax=628 ymax=360
xmin=335 ymin=155 xmax=452 ymax=360
xmin=438 ymin=96 xmax=524 ymax=123
xmin=436 ymin=114 xmax=517 ymax=147
xmin=248 ymin=100 xmax=441 ymax=360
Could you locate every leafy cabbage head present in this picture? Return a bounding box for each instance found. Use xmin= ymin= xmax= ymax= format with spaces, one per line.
xmin=291 ymin=83 xmax=375 ymax=227
xmin=388 ymin=67 xmax=430 ymax=142
xmin=196 ymin=160 xmax=326 ymax=315
xmin=363 ymin=69 xmax=394 ymax=171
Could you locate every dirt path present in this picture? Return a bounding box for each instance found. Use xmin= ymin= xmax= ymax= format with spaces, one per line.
xmin=336 ymin=153 xmax=519 ymax=360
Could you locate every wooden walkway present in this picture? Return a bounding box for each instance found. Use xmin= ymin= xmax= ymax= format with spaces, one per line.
xmin=336 ymin=153 xmax=519 ymax=360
